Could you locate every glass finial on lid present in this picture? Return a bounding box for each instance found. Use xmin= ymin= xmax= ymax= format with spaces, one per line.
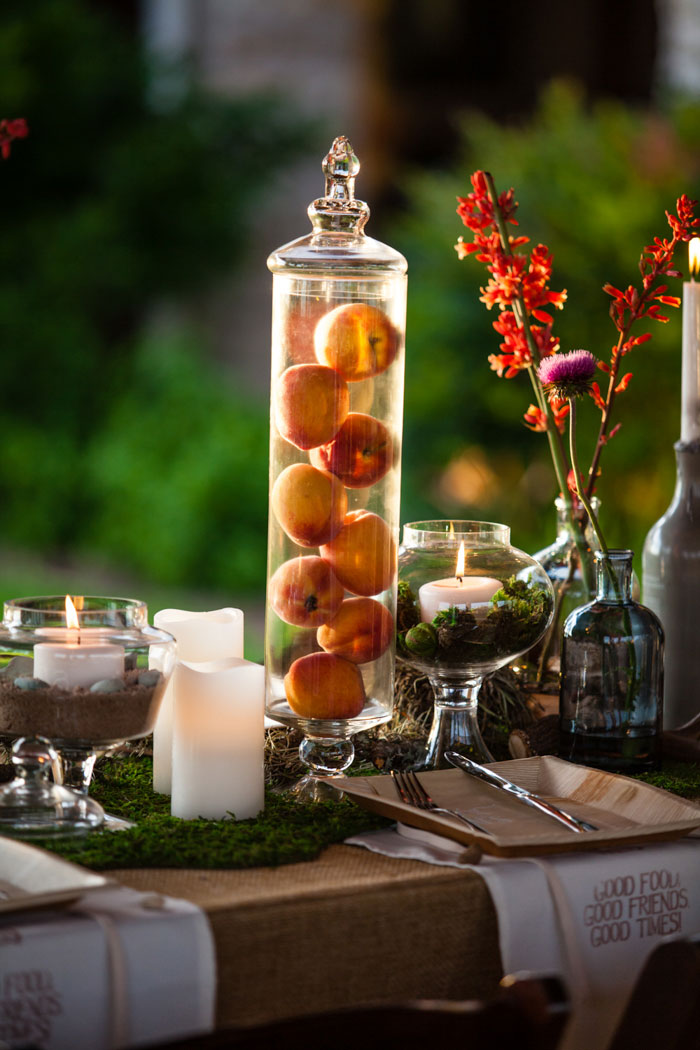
xmin=267 ymin=135 xmax=406 ymax=275
xmin=308 ymin=136 xmax=370 ymax=234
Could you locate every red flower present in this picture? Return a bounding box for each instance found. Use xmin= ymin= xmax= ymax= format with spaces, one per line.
xmin=456 ymin=171 xmax=566 ymax=387
xmin=524 ymin=400 xmax=569 ymax=433
xmin=0 ymin=117 xmax=28 ymax=160
xmin=455 ymin=169 xmax=698 ymax=508
xmin=456 ymin=171 xmax=519 ymax=234
xmin=566 ymin=469 xmax=594 ymax=500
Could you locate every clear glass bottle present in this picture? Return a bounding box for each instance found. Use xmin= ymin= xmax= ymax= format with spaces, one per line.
xmin=559 ymin=550 xmax=663 ymax=772
xmin=512 ymin=498 xmax=598 ymax=683
xmin=643 ymin=442 xmax=700 ymax=729
xmin=265 ymin=137 xmax=407 ymax=800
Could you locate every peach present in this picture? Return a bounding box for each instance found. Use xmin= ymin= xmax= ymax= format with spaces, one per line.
xmin=320 ymin=510 xmax=396 ymax=597
xmin=268 ymin=556 xmax=344 ymax=628
xmin=275 ymin=364 xmax=349 ymax=450
xmin=310 ymin=413 xmax=393 ymax=489
xmin=317 ymin=597 xmax=394 ymax=663
xmin=272 ymin=463 xmax=347 ymax=547
xmin=314 ymin=303 xmax=399 ymax=382
xmin=284 ymin=651 xmax=366 ymax=720
xmin=284 ymin=299 xmax=330 ymax=365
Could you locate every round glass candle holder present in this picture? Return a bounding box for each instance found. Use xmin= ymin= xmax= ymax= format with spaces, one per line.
xmin=0 ymin=596 xmax=175 ymax=836
xmin=264 ymin=137 xmax=406 ymax=801
xmin=398 ymin=521 xmax=554 ymax=767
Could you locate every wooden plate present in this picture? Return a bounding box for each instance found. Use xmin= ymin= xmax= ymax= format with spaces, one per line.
xmin=331 ymin=756 xmax=700 ymax=857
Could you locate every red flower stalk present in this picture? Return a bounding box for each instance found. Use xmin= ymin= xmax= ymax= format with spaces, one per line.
xmin=455 ymin=171 xmax=698 ymax=508
xmin=586 ymin=192 xmax=699 ymax=496
xmin=0 ymin=118 xmax=28 ymax=160
xmin=455 ymin=170 xmax=574 ymax=522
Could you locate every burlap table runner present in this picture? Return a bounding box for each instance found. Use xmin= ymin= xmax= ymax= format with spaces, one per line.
xmin=112 ymin=844 xmax=502 ymax=1026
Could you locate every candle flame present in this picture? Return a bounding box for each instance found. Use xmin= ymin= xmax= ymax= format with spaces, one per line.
xmin=455 ymin=541 xmax=465 ymax=580
xmin=690 ymin=237 xmax=700 ymax=278
xmin=65 ymin=595 xmax=80 ymax=631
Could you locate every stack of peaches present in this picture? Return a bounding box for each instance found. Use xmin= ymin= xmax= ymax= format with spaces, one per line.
xmin=268 ymin=300 xmax=401 ymax=724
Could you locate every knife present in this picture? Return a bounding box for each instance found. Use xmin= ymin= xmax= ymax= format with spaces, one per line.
xmin=444 ymin=751 xmax=598 ymax=833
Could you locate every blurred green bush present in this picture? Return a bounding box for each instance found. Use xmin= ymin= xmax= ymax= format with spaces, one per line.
xmin=2 ymin=9 xmax=698 ymax=596
xmin=394 ymin=81 xmax=700 ymax=561
xmin=85 ymin=331 xmax=269 ymax=591
xmin=0 ymin=0 xmax=316 ymax=591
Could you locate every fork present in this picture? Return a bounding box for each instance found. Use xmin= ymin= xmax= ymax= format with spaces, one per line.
xmin=391 ymin=770 xmax=489 ymax=835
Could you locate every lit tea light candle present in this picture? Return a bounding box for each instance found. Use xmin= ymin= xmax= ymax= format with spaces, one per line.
xmin=33 ymin=595 xmax=125 ymax=688
xmin=681 ymin=237 xmax=700 ymax=443
xmin=418 ymin=542 xmax=501 ymax=622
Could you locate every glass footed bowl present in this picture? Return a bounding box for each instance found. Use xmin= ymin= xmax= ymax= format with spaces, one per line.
xmin=0 ymin=596 xmax=175 ymax=835
xmin=398 ymin=521 xmax=554 ymax=767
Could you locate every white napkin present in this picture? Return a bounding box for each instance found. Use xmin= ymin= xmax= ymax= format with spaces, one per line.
xmin=0 ymin=884 xmax=216 ymax=1050
xmin=347 ymin=825 xmax=700 ymax=1050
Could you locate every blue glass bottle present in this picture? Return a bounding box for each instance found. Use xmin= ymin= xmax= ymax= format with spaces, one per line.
xmin=559 ymin=549 xmax=663 ymax=772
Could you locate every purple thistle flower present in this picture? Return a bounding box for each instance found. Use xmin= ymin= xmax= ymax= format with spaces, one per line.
xmin=537 ymin=349 xmax=598 ymax=398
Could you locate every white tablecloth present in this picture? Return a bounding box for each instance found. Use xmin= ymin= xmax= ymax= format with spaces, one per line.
xmin=347 ymin=825 xmax=700 ymax=1050
xmin=0 ymin=884 xmax=216 ymax=1050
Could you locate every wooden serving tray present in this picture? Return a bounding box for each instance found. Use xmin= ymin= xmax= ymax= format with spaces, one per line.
xmin=331 ymin=756 xmax=700 ymax=857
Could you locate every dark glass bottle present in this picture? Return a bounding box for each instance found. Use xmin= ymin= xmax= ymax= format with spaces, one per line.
xmin=559 ymin=550 xmax=663 ymax=773
xmin=643 ymin=442 xmax=700 ymax=729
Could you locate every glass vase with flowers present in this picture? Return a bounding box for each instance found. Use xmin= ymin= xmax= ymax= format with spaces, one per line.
xmin=454 ymin=171 xmax=698 ymax=765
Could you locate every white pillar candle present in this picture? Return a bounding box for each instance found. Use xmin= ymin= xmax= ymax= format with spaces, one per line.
xmin=681 ymin=238 xmax=700 ymax=443
xmin=151 ymin=608 xmax=244 ymax=794
xmin=419 ymin=575 xmax=501 ymax=623
xmin=33 ymin=638 xmax=124 ymax=689
xmin=171 ymin=657 xmax=264 ymax=821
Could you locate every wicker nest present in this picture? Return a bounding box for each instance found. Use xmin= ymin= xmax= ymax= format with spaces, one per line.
xmin=265 ymin=659 xmax=540 ymax=783
xmin=0 ymin=663 xmax=548 ymax=788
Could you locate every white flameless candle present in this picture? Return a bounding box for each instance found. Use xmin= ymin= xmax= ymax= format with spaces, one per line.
xmin=33 ymin=596 xmax=124 ymax=688
xmin=151 ymin=608 xmax=244 ymax=794
xmin=418 ymin=542 xmax=501 ymax=622
xmin=170 ymin=657 xmax=264 ymax=820
xmin=681 ymin=237 xmax=700 ymax=443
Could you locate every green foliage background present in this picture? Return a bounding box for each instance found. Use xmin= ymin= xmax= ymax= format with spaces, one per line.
xmin=0 ymin=0 xmax=698 ymax=602
xmin=0 ymin=0 xmax=316 ymax=595
xmin=393 ymin=82 xmax=700 ymax=566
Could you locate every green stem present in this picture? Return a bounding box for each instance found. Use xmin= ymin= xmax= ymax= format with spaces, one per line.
xmin=536 ymin=550 xmax=576 ymax=684
xmin=568 ymin=400 xmax=608 ymax=557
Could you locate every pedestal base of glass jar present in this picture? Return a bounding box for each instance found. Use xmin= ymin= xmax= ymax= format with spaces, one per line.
xmin=287 ymin=736 xmax=355 ymax=803
xmin=423 ymin=678 xmax=494 ymax=769
xmin=55 ymin=747 xmax=99 ymax=793
xmin=559 ymin=728 xmax=659 ymax=774
xmin=0 ymin=738 xmax=105 ymax=838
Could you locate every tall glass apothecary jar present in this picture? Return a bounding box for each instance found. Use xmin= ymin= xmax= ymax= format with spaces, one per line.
xmin=265 ymin=137 xmax=407 ymax=800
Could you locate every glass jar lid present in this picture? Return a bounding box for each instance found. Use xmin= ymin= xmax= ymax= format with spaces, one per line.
xmin=267 ymin=136 xmax=407 ymax=278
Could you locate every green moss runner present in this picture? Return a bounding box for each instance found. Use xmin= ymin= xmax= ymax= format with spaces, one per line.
xmin=38 ymin=757 xmax=390 ymax=871
xmin=34 ymin=755 xmax=700 ymax=872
